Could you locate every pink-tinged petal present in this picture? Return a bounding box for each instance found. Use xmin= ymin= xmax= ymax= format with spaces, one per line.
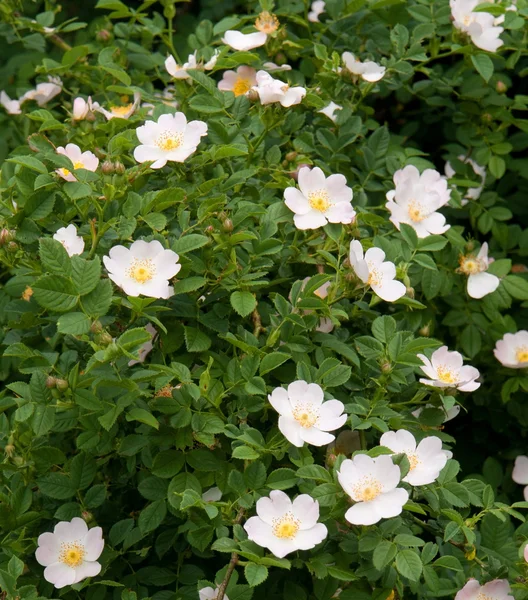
xmin=72 ymin=561 xmax=101 ymax=584
xmin=349 ymin=240 xmax=364 ymax=263
xmin=280 ymin=87 xmax=306 ymax=107
xmin=134 ymin=145 xmax=166 ymax=165
xmin=292 ymin=494 xmax=320 ymax=529
xmin=417 ymin=354 xmax=437 ymax=380
xmin=325 ymin=202 xmax=355 ymax=224
xmin=255 ymin=490 xmax=292 ymax=524
xmin=294 ymin=211 xmax=328 ymax=230
xmin=325 ymin=174 xmax=353 ymax=204
xmin=513 ymin=455 xmax=528 ymax=485
xmin=380 ymin=429 xmax=417 ymax=454
xmin=268 ymin=387 xmax=293 ymax=417
xmin=421 ymin=211 xmax=450 ymax=236
xmin=284 ymin=187 xmax=311 ymax=215
xmin=294 ymin=523 xmax=327 ymax=549
xmin=83 ymin=527 xmax=104 ymax=561
xmin=455 ymin=579 xmax=481 ymax=600
xmin=278 ymin=415 xmax=304 ymax=447
xmin=287 ymin=380 xmax=309 ymax=402
xmin=298 ymin=166 xmax=326 ymax=197
xmin=372 ymin=279 xmax=406 ymax=302
xmin=467 ymin=272 xmax=499 ymax=299
xmin=299 ymin=427 xmax=335 ymax=446
xmin=153 ymin=249 xmax=181 ymax=279
xmin=480 ymin=580 xmax=512 ymax=600
xmin=36 ymin=533 xmax=60 ymax=566
xmin=44 ymin=563 xmax=77 ymax=589
xmin=53 ymin=518 xmax=88 ymax=542
xmin=372 ymin=455 xmax=401 ymax=491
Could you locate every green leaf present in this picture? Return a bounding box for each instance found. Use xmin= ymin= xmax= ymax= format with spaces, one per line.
xmin=138 ymin=499 xmax=167 ymax=533
xmin=184 ymin=326 xmax=212 ymax=352
xmin=143 ymin=213 xmax=167 ymax=231
xmin=471 ymin=53 xmax=494 ymax=83
xmin=7 ymin=155 xmax=47 ymax=173
xmin=488 ymin=155 xmax=506 ymax=179
xmin=126 ymin=408 xmax=159 ymax=429
xmin=70 ymin=453 xmax=97 ymax=490
xmin=373 ymin=541 xmax=398 ymax=570
xmin=30 ymin=405 xmax=55 ymax=436
xmin=266 ymin=468 xmax=298 ymax=490
xmin=503 ymin=275 xmax=528 ymax=300
xmin=64 ymin=182 xmax=93 ymax=200
xmin=33 ymin=275 xmax=79 ymax=312
xmin=259 ymin=352 xmax=290 ymax=375
xmin=417 ymin=236 xmax=448 ymax=251
xmin=152 ymin=451 xmax=185 ymax=478
xmin=71 ymin=256 xmax=101 ymax=295
xmin=38 ymin=473 xmax=76 ymax=499
xmin=230 ymin=291 xmax=257 ymax=317
xmin=399 ymin=223 xmax=418 ymax=248
xmin=172 ymin=276 xmax=207 ymax=295
xmin=80 ymin=279 xmax=113 ymax=317
xmin=57 ymin=312 xmax=91 ymax=335
xmin=99 ymin=47 xmax=132 ymax=85
xmin=395 ymin=549 xmax=423 ymax=581
xmin=39 ymin=238 xmax=71 ymax=275
xmin=245 ymin=563 xmax=268 ymax=587
xmin=172 ymin=234 xmax=209 ymax=254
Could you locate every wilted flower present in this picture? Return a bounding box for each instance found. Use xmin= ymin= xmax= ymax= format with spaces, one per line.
xmin=455 ymin=579 xmax=513 ymax=600
xmin=255 ymin=11 xmax=280 ymax=34
xmin=94 ymin=92 xmax=141 ymax=120
xmin=418 ymin=346 xmax=480 ymax=392
xmin=53 ymin=224 xmax=85 ymax=257
xmin=35 ymin=517 xmax=104 ymax=589
xmin=458 ymin=242 xmax=500 ymax=299
xmin=21 ymin=77 xmax=62 ymax=106
xmin=342 ymin=52 xmax=386 ymax=82
xmin=412 ymin=403 xmax=461 ymax=423
xmin=269 ymin=380 xmax=346 ymax=447
xmin=349 ymin=241 xmax=406 ymax=302
xmin=72 ymin=97 xmax=96 ymax=120
xmin=103 ymin=239 xmax=181 ymax=299
xmin=133 ymin=112 xmax=208 ymax=169
xmin=284 ymin=166 xmax=354 ymax=230
xmin=0 ymin=91 xmax=22 ymax=114
xmin=56 ymin=144 xmax=99 ymax=182
xmin=263 ymin=61 xmax=292 ymax=72
xmin=386 ymin=165 xmax=451 ymax=238
xmin=318 ymin=101 xmax=342 ymax=122
xmin=512 ymin=455 xmax=528 ymax=501
xmin=128 ymin=323 xmax=157 ymax=366
xmin=494 ymin=331 xmax=528 ymax=368
xmin=218 ymin=66 xmax=258 ymax=97
xmin=199 ymin=588 xmax=229 ymax=600
xmin=308 ymin=0 xmax=326 ymax=22
xmin=337 ymin=454 xmax=409 ymax=526
xmin=445 ymin=155 xmax=486 ymax=204
xmin=244 ymin=490 xmax=328 ymax=558
xmin=253 ymin=71 xmax=306 ymax=107
xmin=450 ymin=0 xmax=504 ymax=52
xmin=222 ymin=30 xmax=267 ymax=51
xmin=380 ymin=429 xmax=451 ymax=486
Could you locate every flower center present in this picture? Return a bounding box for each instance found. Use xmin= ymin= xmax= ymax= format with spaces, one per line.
xmin=292 ymin=403 xmax=318 ymax=428
xmin=308 ymin=190 xmax=330 ymax=212
xmin=476 ymin=594 xmax=492 ymax=600
xmin=408 ymin=200 xmax=425 ymax=222
xmin=367 ymin=264 xmax=382 ymax=287
xmin=462 ymin=14 xmax=474 ymax=27
xmin=272 ymin=513 xmax=300 ymax=539
xmin=73 ymin=161 xmax=84 ymax=169
xmin=352 ymin=476 xmax=383 ymax=502
xmin=406 ymin=451 xmax=421 ymax=471
xmin=436 ymin=366 xmax=457 ymax=384
xmin=155 ymin=131 xmax=184 ymax=151
xmin=459 ymin=255 xmax=485 ymax=275
xmin=255 ymin=11 xmax=280 ymax=34
xmin=233 ymin=78 xmax=252 ymax=96
xmin=111 ymin=103 xmax=133 ymax=116
xmin=127 ymin=258 xmax=156 ymax=283
xmin=516 ymin=347 xmax=528 ymax=363
xmin=59 ymin=542 xmax=85 ymax=568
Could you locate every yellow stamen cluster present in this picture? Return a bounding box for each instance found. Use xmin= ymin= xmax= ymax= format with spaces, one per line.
xmin=59 ymin=542 xmax=85 ymax=568
xmin=436 ymin=366 xmax=457 ymax=384
xmin=516 ymin=347 xmax=528 ymax=363
xmin=255 ymin=11 xmax=280 ymax=34
xmin=155 ymin=131 xmax=184 ymax=151
xmin=308 ymin=190 xmax=330 ymax=212
xmin=110 ymin=103 xmax=133 ymax=117
xmin=233 ymin=78 xmax=252 ymax=97
xmin=407 ymin=200 xmax=425 ymax=222
xmin=352 ymin=476 xmax=382 ymax=502
xmin=22 ymin=286 xmax=33 ymax=301
xmin=272 ymin=513 xmax=300 ymax=539
xmin=127 ymin=258 xmax=156 ymax=284
xmin=292 ymin=403 xmax=318 ymax=428
xmin=458 ymin=255 xmax=485 ymax=275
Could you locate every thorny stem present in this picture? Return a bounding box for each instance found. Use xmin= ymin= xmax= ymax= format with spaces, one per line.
xmin=252 ymin=308 xmax=264 ymax=337
xmin=216 ymin=508 xmax=245 ymax=600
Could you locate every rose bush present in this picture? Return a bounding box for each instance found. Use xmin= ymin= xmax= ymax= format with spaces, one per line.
xmin=1 ymin=0 xmax=528 ymax=599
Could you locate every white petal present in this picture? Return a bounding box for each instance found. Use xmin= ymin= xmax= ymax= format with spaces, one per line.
xmin=255 ymin=491 xmax=292 ymax=524
xmin=72 ymin=561 xmax=101 ymax=584
xmin=292 ymin=494 xmax=320 ymax=529
xmin=513 ymin=456 xmax=528 ymax=485
xmin=467 ymin=272 xmax=500 ymax=299
xmin=53 ymin=517 xmax=88 ymax=542
xmin=36 ymin=533 xmax=60 ymax=566
xmin=293 ymin=211 xmax=328 ymax=230
xmin=222 ymin=31 xmax=267 ymax=51
xmin=83 ymin=527 xmax=104 ymax=561
xmin=294 ymin=523 xmax=328 ymax=549
xmin=278 ymin=416 xmax=304 ymax=447
xmin=299 ymin=427 xmax=335 ymax=446
xmin=284 ymin=187 xmax=311 ymax=215
xmin=268 ymin=387 xmax=293 ymax=417
xmin=44 ymin=563 xmax=76 ymax=588
xmin=380 ymin=429 xmax=417 ymax=454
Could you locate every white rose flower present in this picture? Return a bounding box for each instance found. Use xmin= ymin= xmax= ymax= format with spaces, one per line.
xmin=218 ymin=66 xmax=258 ymax=97
xmin=337 ymin=454 xmax=409 ymax=526
xmin=318 ymin=101 xmax=342 ymax=122
xmin=21 ymin=77 xmax=62 ymax=106
xmin=380 ymin=429 xmax=451 ymax=486
xmin=342 ymin=52 xmax=386 ymax=82
xmin=445 ymin=155 xmax=486 ymax=204
xmin=455 ymin=579 xmax=513 ymax=600
xmin=412 ymin=403 xmax=461 ymax=423
xmin=103 ymin=239 xmax=181 ymax=299
xmin=35 ymin=517 xmax=104 ymax=589
xmin=284 ymin=166 xmax=355 ymax=230
xmin=308 ymin=0 xmax=326 ymax=22
xmin=458 ymin=242 xmax=500 ymax=299
xmin=253 ymin=70 xmax=306 ymax=107
xmin=269 ymin=380 xmax=347 ymax=447
xmin=297 ymin=278 xmax=335 ymax=332
xmin=244 ymin=490 xmax=328 ymax=558
xmin=263 ymin=61 xmax=292 ymax=72
xmin=94 ymin=92 xmax=141 ymax=120
xmin=133 ymin=112 xmax=208 ymax=169
xmin=204 ymin=50 xmax=220 ymax=70
xmin=512 ymin=455 xmax=528 ymax=501
xmin=72 ymin=97 xmax=93 ymax=120
xmin=450 ymin=0 xmax=504 ymax=52
xmin=418 ymin=346 xmax=480 ymax=392
xmin=165 ymin=52 xmax=198 ymax=79
xmin=222 ymin=31 xmax=267 ymax=51
xmin=349 ymin=241 xmax=406 ymax=302
xmin=199 ymin=587 xmax=229 ymax=600
xmin=0 ymin=91 xmax=22 ymax=114
xmin=385 ymin=165 xmax=451 ymax=238
xmin=202 ymin=487 xmax=223 ymax=502
xmin=128 ymin=323 xmax=157 ymax=366
xmin=53 ymin=225 xmax=85 ymax=257
xmin=494 ymin=331 xmax=528 ymax=368
xmin=56 ymin=144 xmax=99 ymax=182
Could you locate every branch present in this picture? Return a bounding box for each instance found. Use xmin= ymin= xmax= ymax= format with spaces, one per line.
xmin=216 ymin=508 xmax=245 ymax=600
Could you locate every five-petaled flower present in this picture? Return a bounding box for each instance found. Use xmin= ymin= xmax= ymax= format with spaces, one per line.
xmin=244 ymin=490 xmax=328 ymax=558
xmin=337 ymin=454 xmax=409 ymax=525
xmin=342 ymin=52 xmax=386 ymax=82
xmin=284 ymin=166 xmax=355 ymax=230
xmin=94 ymin=92 xmax=141 ymax=120
xmin=53 ymin=224 xmax=85 ymax=257
xmin=349 ymin=241 xmax=406 ymax=302
xmin=454 ymin=579 xmax=513 ymax=600
xmin=253 ymin=71 xmax=306 ymax=107
xmin=450 ymin=0 xmax=504 ymax=53
xmin=218 ymin=66 xmax=258 ymax=97
xmin=386 ymin=165 xmax=451 ymax=238
xmin=458 ymin=242 xmax=499 ymax=299
xmin=133 ymin=112 xmax=208 ymax=169
xmin=35 ymin=517 xmax=104 ymax=589
xmin=493 ymin=331 xmax=528 ymax=369
xmin=418 ymin=346 xmax=480 ymax=391
xmin=56 ymin=144 xmax=99 ymax=182
xmin=269 ymin=380 xmax=347 ymax=447
xmin=380 ymin=429 xmax=452 ymax=486
xmin=512 ymin=455 xmax=528 ymax=501
xmin=103 ymin=240 xmax=181 ymax=299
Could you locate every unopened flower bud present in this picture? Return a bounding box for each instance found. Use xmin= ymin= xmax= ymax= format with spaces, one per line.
xmin=482 ymin=113 xmax=492 ymax=123
xmin=96 ymin=332 xmax=113 ymax=346
xmin=465 ymin=546 xmax=476 ymax=561
xmin=326 ymin=453 xmax=337 ymax=467
xmin=206 ymin=225 xmax=215 ymax=233
xmin=114 ymin=161 xmax=125 ymax=174
xmin=7 ymin=241 xmax=18 ymax=252
xmin=101 ymin=160 xmax=114 ymax=174
xmin=381 ymin=361 xmax=392 ymax=372
xmin=274 ymin=52 xmax=287 ymax=65
xmin=55 ymin=379 xmax=69 ymax=392
xmin=46 ymin=376 xmax=57 ymax=388
xmin=247 ymin=89 xmax=259 ymax=102
xmin=0 ymin=228 xmax=14 ymax=246
xmin=96 ymin=29 xmax=111 ymax=42
xmin=496 ymin=80 xmax=507 ymax=93
xmin=285 ymin=151 xmax=297 ymax=162
xmin=419 ymin=324 xmax=431 ymax=337
xmin=223 ymin=218 xmax=234 ymax=232
xmin=218 ymin=211 xmax=228 ymax=222
xmin=406 ymin=286 xmax=415 ymax=299
xmin=90 ymin=320 xmax=103 ymax=334
xmin=512 ymin=264 xmax=528 ymax=273
xmin=82 ymin=510 xmax=94 ymax=523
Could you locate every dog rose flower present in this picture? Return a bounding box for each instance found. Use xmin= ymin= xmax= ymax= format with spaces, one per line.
xmin=386 ymin=165 xmax=451 ymax=238
xmin=493 ymin=331 xmax=528 ymax=368
xmin=412 ymin=403 xmax=461 ymax=423
xmin=56 ymin=144 xmax=99 ymax=182
xmin=199 ymin=587 xmax=229 ymax=600
xmin=103 ymin=239 xmax=181 ymax=299
xmin=308 ymin=0 xmax=326 ymax=22
xmin=35 ymin=517 xmax=104 ymax=589
xmin=0 ymin=91 xmax=22 ymax=114
xmin=380 ymin=429 xmax=452 ymax=486
xmin=455 ymin=579 xmax=513 ymax=600
xmin=133 ymin=112 xmax=208 ymax=169
xmin=418 ymin=346 xmax=480 ymax=391
xmin=342 ymin=52 xmax=386 ymax=82
xmin=349 ymin=241 xmax=406 ymax=302
xmin=445 ymin=155 xmax=486 ymax=204
xmin=94 ymin=92 xmax=141 ymax=120
xmin=165 ymin=52 xmax=198 ymax=79
xmin=218 ymin=66 xmax=257 ymax=97
xmin=53 ymin=225 xmax=85 ymax=257
xmin=450 ymin=0 xmax=504 ymax=53
xmin=337 ymin=454 xmax=409 ymax=525
xmin=253 ymin=70 xmax=306 ymax=107
xmin=318 ymin=101 xmax=342 ymax=122
xmin=512 ymin=455 xmax=528 ymax=501
xmin=284 ymin=166 xmax=355 ymax=229
xmin=269 ymin=380 xmax=347 ymax=447
xmin=21 ymin=77 xmax=62 ymax=106
xmin=244 ymin=490 xmax=328 ymax=558
xmin=458 ymin=242 xmax=499 ymax=299
xmin=222 ymin=30 xmax=267 ymax=51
